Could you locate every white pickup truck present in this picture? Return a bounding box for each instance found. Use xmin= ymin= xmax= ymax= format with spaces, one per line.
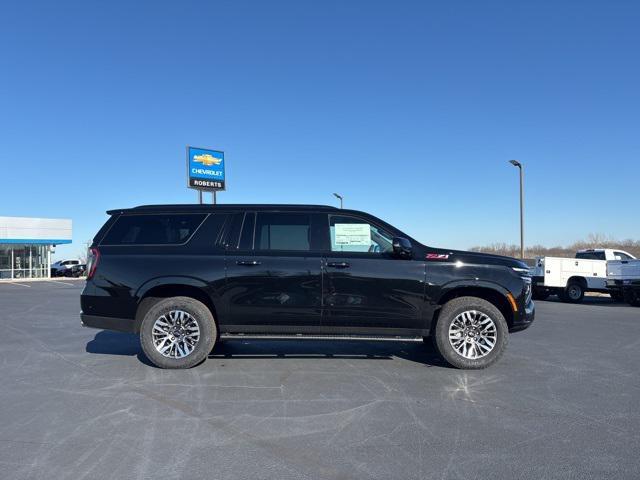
xmin=530 ymin=249 xmax=636 ymax=303
xmin=606 ymin=259 xmax=640 ymax=306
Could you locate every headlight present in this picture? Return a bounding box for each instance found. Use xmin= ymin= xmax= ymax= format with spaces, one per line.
xmin=513 ymin=270 xmax=533 ymax=303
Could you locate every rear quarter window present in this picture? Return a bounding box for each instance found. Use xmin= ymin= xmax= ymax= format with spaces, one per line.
xmin=101 ymin=214 xmax=207 ymax=245
xmin=575 ymin=251 xmax=605 ymax=260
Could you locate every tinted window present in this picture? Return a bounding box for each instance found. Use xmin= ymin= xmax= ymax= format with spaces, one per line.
xmin=255 ymin=213 xmax=311 ymax=251
xmin=329 ymin=215 xmax=393 ymax=253
xmin=102 ymin=214 xmax=206 ymax=245
xmin=222 ymin=213 xmax=245 ymax=249
xmin=575 ymin=251 xmax=605 ymax=260
xmin=186 ymin=213 xmax=230 ymax=248
xmin=239 ymin=212 xmax=256 ymax=250
xmin=614 ymin=251 xmax=633 ymax=260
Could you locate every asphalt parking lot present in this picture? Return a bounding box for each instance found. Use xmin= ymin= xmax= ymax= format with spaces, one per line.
xmin=1 ymin=281 xmax=639 ymax=479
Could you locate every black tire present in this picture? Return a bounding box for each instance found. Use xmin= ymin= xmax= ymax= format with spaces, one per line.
xmin=562 ymin=282 xmax=584 ymax=303
xmin=532 ymin=289 xmax=550 ymax=301
xmin=623 ymin=289 xmax=640 ymax=307
xmin=610 ymin=291 xmax=624 ymax=302
xmin=432 ymin=296 xmax=509 ymax=369
xmin=140 ymin=296 xmax=217 ymax=369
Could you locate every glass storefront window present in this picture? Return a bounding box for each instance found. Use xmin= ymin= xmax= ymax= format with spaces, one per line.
xmin=0 ymin=244 xmax=50 ymax=280
xmin=0 ymin=246 xmax=11 ymax=279
xmin=32 ymin=245 xmax=48 ymax=278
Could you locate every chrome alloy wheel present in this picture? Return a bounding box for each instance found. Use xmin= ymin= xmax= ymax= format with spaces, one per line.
xmin=152 ymin=310 xmax=201 ymax=359
xmin=448 ymin=310 xmax=497 ymax=360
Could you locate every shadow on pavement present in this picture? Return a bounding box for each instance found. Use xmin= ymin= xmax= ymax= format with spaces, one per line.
xmin=85 ymin=330 xmax=450 ymax=368
xmin=210 ymin=338 xmax=451 ymax=368
xmin=85 ymin=330 xmax=155 ymax=366
xmin=86 ymin=330 xmax=140 ymax=355
xmin=538 ymin=296 xmax=633 ymax=308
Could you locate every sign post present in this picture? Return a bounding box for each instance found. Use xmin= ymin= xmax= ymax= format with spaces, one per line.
xmin=186 ymin=146 xmax=226 ymax=204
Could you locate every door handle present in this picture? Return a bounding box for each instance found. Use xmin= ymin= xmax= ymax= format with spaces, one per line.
xmin=326 ymin=261 xmax=350 ymax=269
xmin=236 ymin=260 xmax=262 ymax=266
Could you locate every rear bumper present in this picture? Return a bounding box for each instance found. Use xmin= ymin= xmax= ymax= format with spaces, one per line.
xmin=607 ymin=279 xmax=640 ymax=295
xmin=606 ymin=280 xmax=623 ymax=293
xmin=81 ymin=313 xmax=136 ymax=333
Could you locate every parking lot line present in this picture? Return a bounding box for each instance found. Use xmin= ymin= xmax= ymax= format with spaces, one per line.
xmin=0 ymin=282 xmax=31 ymax=287
xmin=43 ymin=280 xmax=77 ymax=287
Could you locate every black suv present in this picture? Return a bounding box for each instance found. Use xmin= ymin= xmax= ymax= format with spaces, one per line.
xmin=81 ymin=204 xmax=534 ymax=369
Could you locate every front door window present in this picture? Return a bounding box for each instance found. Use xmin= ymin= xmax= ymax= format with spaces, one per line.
xmin=329 ymin=215 xmax=393 ymax=254
xmin=323 ymin=214 xmax=426 ymax=330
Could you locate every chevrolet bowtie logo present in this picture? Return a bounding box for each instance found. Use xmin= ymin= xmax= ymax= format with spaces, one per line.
xmin=193 ymin=153 xmax=222 ymax=166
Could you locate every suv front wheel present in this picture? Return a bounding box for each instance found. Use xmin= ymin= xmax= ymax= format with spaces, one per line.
xmin=140 ymin=296 xmax=217 ymax=369
xmin=433 ymin=296 xmax=509 ymax=369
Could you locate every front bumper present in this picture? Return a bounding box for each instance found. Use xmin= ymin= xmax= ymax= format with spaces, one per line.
xmin=510 ymin=300 xmax=535 ymax=333
xmin=81 ymin=313 xmax=136 ymax=333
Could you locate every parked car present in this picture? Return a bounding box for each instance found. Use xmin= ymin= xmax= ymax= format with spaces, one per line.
xmin=607 ymin=259 xmax=640 ymax=306
xmin=51 ymin=259 xmax=81 ymax=277
xmin=529 ymin=249 xmax=636 ymax=302
xmin=81 ymin=204 xmax=535 ymax=369
xmin=66 ymin=263 xmax=86 ymax=277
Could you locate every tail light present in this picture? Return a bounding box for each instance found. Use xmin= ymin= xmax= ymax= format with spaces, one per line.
xmin=86 ymin=247 xmax=100 ymax=280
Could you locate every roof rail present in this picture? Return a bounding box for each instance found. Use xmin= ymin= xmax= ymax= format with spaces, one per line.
xmin=107 ymin=204 xmax=339 ymax=215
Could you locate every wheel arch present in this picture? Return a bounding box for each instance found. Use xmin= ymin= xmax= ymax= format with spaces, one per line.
xmin=566 ymin=276 xmax=587 ymax=290
xmin=134 ymin=277 xmax=218 ymax=333
xmin=433 ymin=283 xmax=515 ymax=331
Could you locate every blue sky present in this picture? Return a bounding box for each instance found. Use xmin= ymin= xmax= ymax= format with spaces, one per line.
xmin=1 ymin=0 xmax=639 ymax=260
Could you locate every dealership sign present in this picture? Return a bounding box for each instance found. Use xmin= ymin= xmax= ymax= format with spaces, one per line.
xmin=187 ymin=146 xmax=225 ymax=191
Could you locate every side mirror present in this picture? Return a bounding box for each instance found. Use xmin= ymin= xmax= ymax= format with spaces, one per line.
xmin=392 ymin=237 xmax=413 ymax=259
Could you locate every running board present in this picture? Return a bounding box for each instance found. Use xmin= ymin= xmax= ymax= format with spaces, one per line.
xmin=219 ymin=333 xmax=424 ymax=342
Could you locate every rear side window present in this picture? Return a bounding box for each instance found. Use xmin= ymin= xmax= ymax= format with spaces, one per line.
xmin=238 ymin=212 xmax=256 ymax=250
xmin=576 ymin=251 xmax=605 ymax=260
xmin=101 ymin=214 xmax=207 ymax=245
xmin=255 ymin=213 xmax=311 ymax=251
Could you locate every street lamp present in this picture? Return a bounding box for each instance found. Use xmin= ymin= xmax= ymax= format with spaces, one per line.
xmin=333 ymin=193 xmax=343 ymax=209
xmin=508 ymin=160 xmax=524 ymax=259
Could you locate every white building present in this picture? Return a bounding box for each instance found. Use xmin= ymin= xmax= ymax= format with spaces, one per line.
xmin=0 ymin=216 xmax=72 ymax=280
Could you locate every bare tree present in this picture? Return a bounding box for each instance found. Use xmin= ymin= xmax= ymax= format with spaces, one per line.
xmin=77 ymin=239 xmax=91 ymax=263
xmin=471 ymin=234 xmax=640 ymax=259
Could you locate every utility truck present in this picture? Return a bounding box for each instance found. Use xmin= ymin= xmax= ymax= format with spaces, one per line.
xmin=606 ymin=259 xmax=640 ymax=306
xmin=530 ymin=249 xmax=636 ymax=303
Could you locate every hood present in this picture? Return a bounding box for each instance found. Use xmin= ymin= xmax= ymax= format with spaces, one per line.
xmin=425 ymin=248 xmax=528 ymax=270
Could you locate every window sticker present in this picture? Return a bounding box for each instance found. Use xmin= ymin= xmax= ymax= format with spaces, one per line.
xmin=334 ymin=223 xmax=371 ymax=246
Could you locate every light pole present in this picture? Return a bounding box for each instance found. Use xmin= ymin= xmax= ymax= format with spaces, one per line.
xmin=509 ymin=160 xmax=524 ymax=259
xmin=333 ymin=193 xmax=343 ymax=209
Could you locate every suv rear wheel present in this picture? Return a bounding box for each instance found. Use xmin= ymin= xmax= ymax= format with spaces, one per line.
xmin=433 ymin=296 xmax=508 ymax=369
xmin=140 ymin=296 xmax=216 ymax=369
